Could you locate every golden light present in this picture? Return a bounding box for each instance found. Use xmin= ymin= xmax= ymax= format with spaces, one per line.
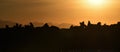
xmin=77 ymin=0 xmax=112 ymax=9
xmin=87 ymin=0 xmax=106 ymax=6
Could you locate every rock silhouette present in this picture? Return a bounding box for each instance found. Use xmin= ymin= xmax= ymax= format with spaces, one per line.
xmin=0 ymin=21 xmax=120 ymax=52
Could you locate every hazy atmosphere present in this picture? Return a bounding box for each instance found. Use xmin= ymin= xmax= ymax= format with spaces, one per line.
xmin=1 ymin=0 xmax=120 ymax=52
xmin=0 ymin=0 xmax=120 ymax=27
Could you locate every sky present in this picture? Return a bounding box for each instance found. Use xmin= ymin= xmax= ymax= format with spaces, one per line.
xmin=0 ymin=0 xmax=120 ymax=25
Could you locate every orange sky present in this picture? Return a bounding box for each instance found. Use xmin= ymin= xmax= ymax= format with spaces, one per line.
xmin=0 ymin=0 xmax=120 ymax=25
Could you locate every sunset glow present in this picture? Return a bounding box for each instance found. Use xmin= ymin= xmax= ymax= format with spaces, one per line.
xmin=0 ymin=0 xmax=120 ymax=27
xmin=80 ymin=0 xmax=111 ymax=9
xmin=87 ymin=0 xmax=105 ymax=6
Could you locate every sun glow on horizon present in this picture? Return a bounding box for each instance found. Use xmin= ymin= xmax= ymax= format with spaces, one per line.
xmin=78 ymin=0 xmax=112 ymax=9
xmin=87 ymin=0 xmax=105 ymax=6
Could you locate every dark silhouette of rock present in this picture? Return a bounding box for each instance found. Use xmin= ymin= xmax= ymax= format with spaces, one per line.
xmin=5 ymin=25 xmax=9 ymax=29
xmin=43 ymin=23 xmax=49 ymax=28
xmin=88 ymin=21 xmax=91 ymax=26
xmin=80 ymin=21 xmax=86 ymax=28
xmin=0 ymin=21 xmax=120 ymax=52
